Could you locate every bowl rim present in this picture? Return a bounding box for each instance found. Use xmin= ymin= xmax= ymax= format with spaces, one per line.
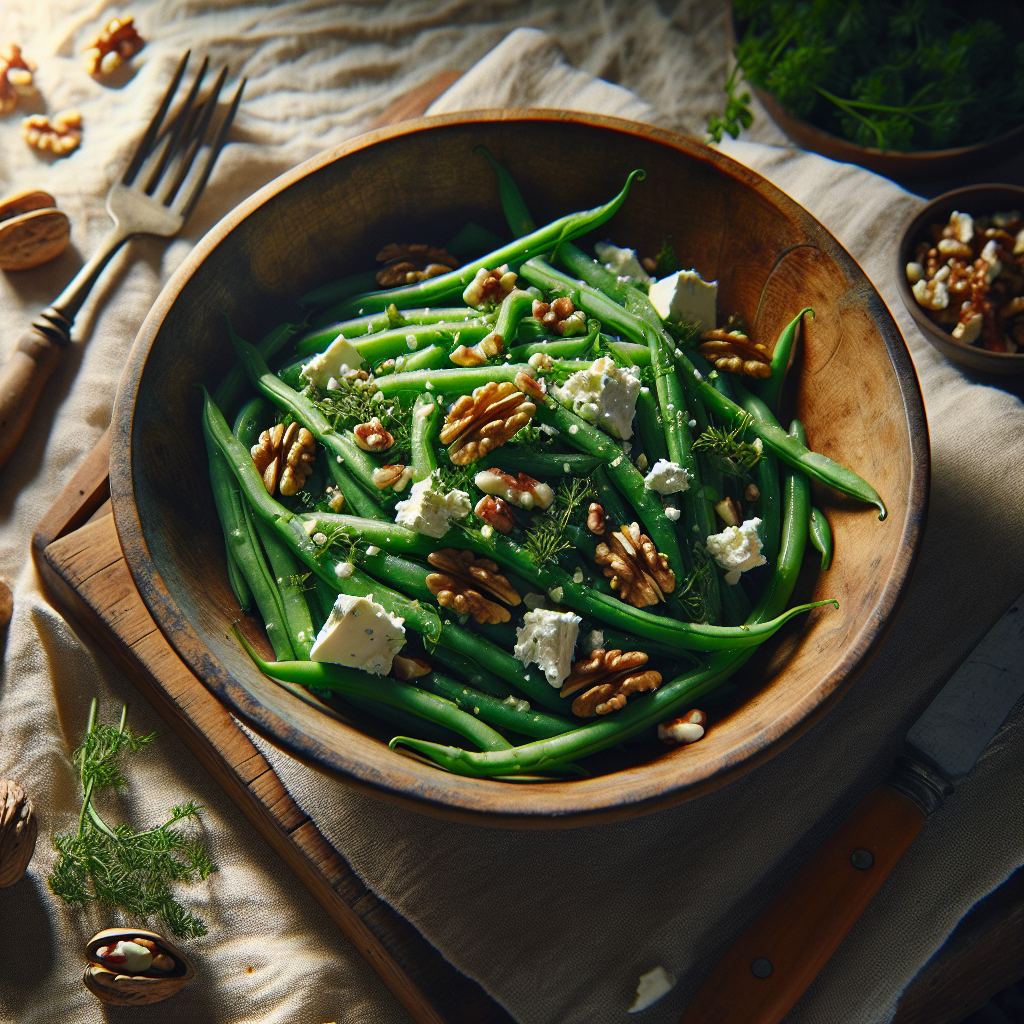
xmin=109 ymin=109 xmax=930 ymax=827
xmin=893 ymin=183 xmax=1024 ymax=371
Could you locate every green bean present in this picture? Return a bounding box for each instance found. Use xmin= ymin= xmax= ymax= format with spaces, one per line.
xmin=484 ymin=449 xmax=605 ymax=478
xmin=374 ymin=362 xmax=530 ymax=397
xmin=410 ymin=393 xmax=441 ymax=481
xmin=331 ymin=564 xmax=443 ymax=642
xmin=674 ymin=348 xmax=886 ymax=519
xmin=225 ymin=549 xmax=254 ymax=613
xmin=356 ymin=549 xmax=434 ymax=602
xmin=758 ymin=308 xmax=814 ymax=415
xmin=427 ymin=646 xmax=512 ymax=699
xmin=635 ymin=388 xmax=668 ymax=465
xmin=298 ymin=269 xmax=380 ymax=312
xmin=328 ymin=170 xmax=645 ymax=319
xmin=606 ymin=341 xmax=652 ymax=365
xmin=445 ymin=221 xmax=507 ymax=261
xmin=335 ymin=692 xmax=469 ymax=749
xmin=313 ymin=577 xmax=338 ymax=626
xmin=508 ymin=336 xmax=595 ymax=363
xmin=418 ymin=672 xmax=576 ymax=740
xmin=490 ymin=288 xmax=535 ymax=352
xmin=215 ymin=321 xmax=302 ymax=420
xmin=809 ymin=507 xmax=834 ymax=571
xmin=397 ymin=345 xmax=447 ymax=373
xmin=296 ymin=308 xmax=483 ymax=356
xmin=233 ymin=396 xmax=270 ymax=448
xmin=236 ymin=631 xmax=512 ymax=753
xmin=732 ymin=383 xmax=782 ymax=566
xmin=252 ymin=517 xmax=317 ymax=659
xmin=476 ymin=146 xmax=536 ymax=238
xmin=240 ymin=502 xmax=296 ymax=661
xmin=206 ymin=442 xmax=253 ymax=613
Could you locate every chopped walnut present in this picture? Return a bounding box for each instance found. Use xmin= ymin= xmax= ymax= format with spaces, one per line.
xmin=352 ymin=417 xmax=394 ymax=452
xmin=251 ymin=422 xmax=316 ymax=496
xmin=531 ymin=296 xmax=588 ymax=336
xmin=21 ymin=111 xmax=82 ymax=156
xmin=325 ymin=485 xmax=346 ymax=512
xmin=474 ymin=468 xmax=554 ymax=511
xmin=594 ymin=522 xmax=676 ymax=608
xmin=426 ymin=548 xmax=521 ymax=624
xmin=714 ymin=497 xmax=742 ymax=527
xmin=392 ymin=655 xmax=431 ymax=681
xmin=439 ymin=381 xmax=536 ymax=466
xmin=375 ymin=243 xmax=458 ymax=287
xmin=698 ymin=329 xmax=771 ymax=378
xmin=513 ymin=370 xmax=546 ymax=401
xmin=474 ymin=495 xmax=515 ymax=534
xmin=371 ymin=463 xmax=413 ymax=491
xmin=586 ymin=502 xmax=605 ymax=535
xmin=658 ymin=708 xmax=707 ymax=745
xmin=463 ymin=265 xmax=517 ymax=309
xmin=450 ymin=331 xmax=503 ymax=367
xmin=1 ymin=44 xmax=36 ymax=115
xmin=528 ymin=351 xmax=554 ymax=372
xmin=83 ymin=16 xmax=145 ymax=76
xmin=561 ymin=648 xmax=663 ymax=717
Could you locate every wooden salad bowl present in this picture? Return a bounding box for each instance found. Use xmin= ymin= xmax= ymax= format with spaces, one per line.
xmin=109 ymin=112 xmax=929 ymax=827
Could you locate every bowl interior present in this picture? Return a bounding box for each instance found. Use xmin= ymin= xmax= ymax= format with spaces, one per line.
xmin=110 ymin=113 xmax=928 ymax=826
xmin=895 ymin=184 xmax=1024 ymax=376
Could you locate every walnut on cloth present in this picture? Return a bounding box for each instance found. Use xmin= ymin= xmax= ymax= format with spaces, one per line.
xmin=594 ymin=522 xmax=676 ymax=608
xmin=83 ymin=16 xmax=145 ymax=77
xmin=698 ymin=329 xmax=771 ymax=378
xmin=439 ymin=380 xmax=536 ymax=466
xmin=375 ymin=243 xmax=458 ymax=287
xmin=251 ymin=422 xmax=316 ymax=496
xmin=560 ymin=648 xmax=663 ymax=717
xmin=22 ymin=111 xmax=82 ymax=156
xmin=0 ymin=44 xmax=36 ymax=115
xmin=426 ymin=548 xmax=521 ymax=624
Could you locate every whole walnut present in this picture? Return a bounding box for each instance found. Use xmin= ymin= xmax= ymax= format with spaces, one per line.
xmin=0 ymin=778 xmax=38 ymax=887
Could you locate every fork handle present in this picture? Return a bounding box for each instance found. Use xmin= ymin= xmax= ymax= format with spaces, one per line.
xmin=0 ymin=309 xmax=73 ymax=470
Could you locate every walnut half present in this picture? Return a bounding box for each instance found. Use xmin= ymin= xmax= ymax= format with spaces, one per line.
xmin=251 ymin=422 xmax=316 ymax=496
xmin=698 ymin=329 xmax=771 ymax=378
xmin=594 ymin=522 xmax=676 ymax=608
xmin=439 ymin=380 xmax=536 ymax=466
xmin=560 ymin=649 xmax=663 ymax=717
xmin=426 ymin=548 xmax=521 ymax=624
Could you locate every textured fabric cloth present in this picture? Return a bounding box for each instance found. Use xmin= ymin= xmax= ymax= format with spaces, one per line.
xmin=1 ymin=4 xmax=1021 ymax=1024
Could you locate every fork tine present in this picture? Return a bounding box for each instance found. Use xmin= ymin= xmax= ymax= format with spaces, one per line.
xmin=158 ymin=65 xmax=228 ymax=208
xmin=175 ymin=77 xmax=246 ymax=223
xmin=142 ymin=55 xmax=209 ymax=195
xmin=122 ymin=51 xmax=190 ymax=186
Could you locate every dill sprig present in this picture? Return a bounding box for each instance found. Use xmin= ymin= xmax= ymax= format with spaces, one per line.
xmin=692 ymin=414 xmax=761 ymax=479
xmin=48 ymin=700 xmax=217 ymax=939
xmin=523 ymin=477 xmax=596 ymax=566
xmin=435 ymin=459 xmax=474 ymax=494
xmin=678 ymin=543 xmax=717 ymax=624
xmin=313 ymin=378 xmax=411 ymax=453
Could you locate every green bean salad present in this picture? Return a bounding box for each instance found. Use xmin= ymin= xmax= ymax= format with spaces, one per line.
xmin=203 ymin=149 xmax=884 ymax=780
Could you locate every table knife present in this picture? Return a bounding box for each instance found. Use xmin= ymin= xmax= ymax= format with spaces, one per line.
xmin=679 ymin=592 xmax=1024 ymax=1024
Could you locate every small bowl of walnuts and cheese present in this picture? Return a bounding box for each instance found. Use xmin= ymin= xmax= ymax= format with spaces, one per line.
xmin=896 ymin=184 xmax=1024 ymax=375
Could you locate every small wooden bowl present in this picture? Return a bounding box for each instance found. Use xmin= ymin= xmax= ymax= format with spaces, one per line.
xmin=109 ymin=112 xmax=928 ymax=827
xmin=894 ymin=184 xmax=1024 ymax=376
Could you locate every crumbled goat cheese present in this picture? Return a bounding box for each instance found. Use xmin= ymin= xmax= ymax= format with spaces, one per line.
xmin=648 ymin=269 xmax=717 ymax=331
xmin=394 ymin=471 xmax=471 ymax=538
xmin=665 ymin=506 xmax=681 ymax=521
xmin=335 ymin=561 xmax=354 ymax=578
xmin=643 ymin=458 xmax=692 ymax=494
xmin=706 ymin=518 xmax=767 ymax=585
xmin=300 ymin=334 xmax=365 ymax=389
xmin=310 ymin=593 xmax=406 ymax=675
xmin=553 ymin=357 xmax=641 ymax=440
xmin=514 ymin=608 xmax=580 ymax=688
xmin=366 ymin=545 xmax=380 ymax=556
xmin=594 ymin=240 xmax=651 ymax=284
xmin=628 ymin=966 xmax=676 ymax=1013
xmin=523 ymin=593 xmax=547 ymax=611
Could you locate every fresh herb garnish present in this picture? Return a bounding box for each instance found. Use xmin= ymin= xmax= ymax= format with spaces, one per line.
xmin=654 ymin=237 xmax=679 ymax=277
xmin=692 ymin=414 xmax=761 ymax=478
xmin=678 ymin=543 xmax=717 ymax=624
xmin=523 ymin=477 xmax=596 ymax=566
xmin=48 ymin=700 xmax=216 ymax=939
xmin=706 ymin=64 xmax=754 ymax=143
xmin=313 ymin=378 xmax=411 ymax=453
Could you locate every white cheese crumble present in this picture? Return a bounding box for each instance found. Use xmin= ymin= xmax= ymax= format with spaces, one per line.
xmin=310 ymin=593 xmax=406 ymax=675
xmin=643 ymin=458 xmax=692 ymax=494
xmin=706 ymin=518 xmax=767 ymax=585
xmin=335 ymin=561 xmax=354 ymax=578
xmin=594 ymin=240 xmax=651 ymax=284
xmin=664 ymin=506 xmax=681 ymax=521
xmin=366 ymin=545 xmax=380 ymax=556
xmin=648 ymin=269 xmax=717 ymax=331
xmin=394 ymin=471 xmax=470 ymax=538
xmin=514 ymin=608 xmax=580 ymax=688
xmin=552 ymin=356 xmax=641 ymax=440
xmin=628 ymin=966 xmax=676 ymax=1013
xmin=300 ymin=334 xmax=366 ymax=389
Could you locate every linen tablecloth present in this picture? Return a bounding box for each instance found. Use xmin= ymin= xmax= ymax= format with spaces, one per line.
xmin=1 ymin=4 xmax=1021 ymax=1023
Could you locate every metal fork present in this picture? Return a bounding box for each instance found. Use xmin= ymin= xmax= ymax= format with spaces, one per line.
xmin=0 ymin=52 xmax=245 ymax=470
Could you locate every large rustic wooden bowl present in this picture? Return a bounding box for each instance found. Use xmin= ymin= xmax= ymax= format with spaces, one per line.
xmin=110 ymin=112 xmax=928 ymax=827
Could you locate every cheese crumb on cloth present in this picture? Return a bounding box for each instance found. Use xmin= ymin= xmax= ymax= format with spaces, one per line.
xmin=1 ymin=3 xmax=1021 ymax=1024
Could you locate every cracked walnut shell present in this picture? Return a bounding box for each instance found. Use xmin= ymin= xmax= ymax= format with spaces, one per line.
xmin=0 ymin=190 xmax=70 ymax=271
xmin=22 ymin=110 xmax=83 ymax=156
xmin=560 ymin=649 xmax=662 ymax=717
xmin=439 ymin=380 xmax=536 ymax=466
xmin=251 ymin=422 xmax=316 ymax=496
xmin=84 ymin=928 xmax=194 ymax=1006
xmin=1 ymin=44 xmax=37 ymax=115
xmin=426 ymin=548 xmax=521 ymax=624
xmin=0 ymin=778 xmax=37 ymax=887
xmin=594 ymin=522 xmax=676 ymax=608
xmin=698 ymin=329 xmax=771 ymax=378
xmin=83 ymin=16 xmax=146 ymax=77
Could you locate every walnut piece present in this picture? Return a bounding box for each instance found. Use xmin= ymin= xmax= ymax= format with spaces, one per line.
xmin=250 ymin=422 xmax=316 ymax=496
xmin=0 ymin=44 xmax=36 ymax=115
xmin=352 ymin=417 xmax=394 ymax=452
xmin=698 ymin=329 xmax=771 ymax=378
xmin=474 ymin=495 xmax=515 ymax=534
xmin=83 ymin=16 xmax=145 ymax=77
xmin=463 ymin=265 xmax=517 ymax=309
xmin=439 ymin=380 xmax=536 ymax=466
xmin=531 ymin=296 xmax=588 ymax=336
xmin=375 ymin=243 xmax=457 ymax=287
xmin=658 ymin=708 xmax=707 ymax=746
xmin=594 ymin=522 xmax=676 ymax=608
xmin=371 ymin=463 xmax=413 ymax=491
xmin=586 ymin=502 xmax=605 ymax=535
xmin=560 ymin=649 xmax=663 ymax=717
xmin=392 ymin=655 xmax=431 ymax=681
xmin=426 ymin=548 xmax=521 ymax=624
xmin=474 ymin=468 xmax=554 ymax=511
xmin=450 ymin=331 xmax=503 ymax=367
xmin=22 ymin=110 xmax=82 ymax=156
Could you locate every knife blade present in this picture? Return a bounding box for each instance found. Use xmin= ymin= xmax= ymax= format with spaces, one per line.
xmin=679 ymin=593 xmax=1024 ymax=1024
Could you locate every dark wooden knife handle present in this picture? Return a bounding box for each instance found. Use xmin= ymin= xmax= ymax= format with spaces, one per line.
xmin=679 ymin=783 xmax=928 ymax=1024
xmin=0 ymin=308 xmax=72 ymax=471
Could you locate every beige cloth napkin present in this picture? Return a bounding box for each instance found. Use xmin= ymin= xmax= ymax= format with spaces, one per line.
xmin=0 ymin=3 xmax=1021 ymax=1023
